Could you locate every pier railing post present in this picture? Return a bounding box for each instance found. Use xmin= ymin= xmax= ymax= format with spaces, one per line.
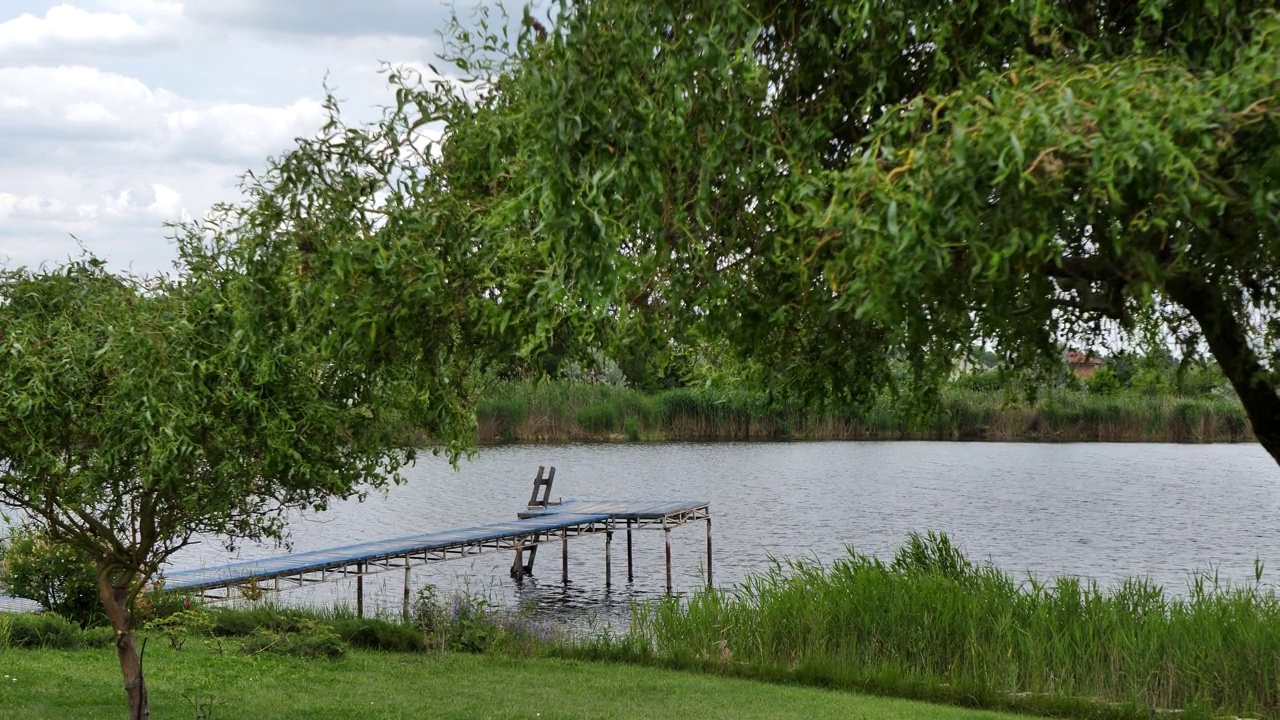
xmin=356 ymin=562 xmax=364 ymax=618
xmin=605 ymin=521 xmax=613 ymax=588
xmin=403 ymin=564 xmax=411 ymax=620
xmin=561 ymin=528 xmax=569 ymax=584
xmin=706 ymin=515 xmax=713 ymax=588
xmin=664 ymin=523 xmax=673 ymax=595
xmin=626 ymin=519 xmax=634 ymax=583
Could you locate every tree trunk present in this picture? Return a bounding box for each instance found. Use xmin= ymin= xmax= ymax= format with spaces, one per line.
xmin=1166 ymin=276 xmax=1280 ymax=466
xmin=96 ymin=563 xmax=149 ymax=720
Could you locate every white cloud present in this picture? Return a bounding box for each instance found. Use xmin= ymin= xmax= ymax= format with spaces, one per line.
xmin=0 ymin=63 xmax=325 ymax=270
xmin=184 ymin=0 xmax=456 ymax=39
xmin=0 ymin=2 xmax=478 ymax=273
xmin=0 ymin=65 xmax=324 ymax=163
xmin=146 ymin=183 xmax=183 ymax=218
xmin=0 ymin=3 xmax=181 ymax=61
xmin=0 ymin=192 xmax=68 ymax=219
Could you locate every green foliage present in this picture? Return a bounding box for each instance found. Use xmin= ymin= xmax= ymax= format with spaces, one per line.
xmin=951 ymin=370 xmax=1007 ymax=393
xmin=4 ymin=613 xmax=81 ymax=650
xmin=411 ymin=586 xmax=499 ymax=653
xmin=0 ymin=525 xmax=100 ymax=627
xmin=574 ymin=403 xmax=618 ymax=434
xmin=81 ymin=626 xmax=116 ymax=649
xmin=621 ymin=533 xmax=1280 ymax=718
xmin=1086 ymin=367 xmax=1123 ymax=395
xmin=330 ymin=617 xmax=425 ymax=653
xmin=146 ymin=606 xmax=212 ymax=651
xmin=239 ymin=618 xmax=347 ymax=660
xmin=473 ymin=379 xmax=1249 ymax=443
xmin=413 ymin=0 xmax=1280 ymax=462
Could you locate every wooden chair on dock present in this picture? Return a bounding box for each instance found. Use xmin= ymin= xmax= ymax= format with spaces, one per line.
xmin=511 ymin=466 xmax=556 ymax=579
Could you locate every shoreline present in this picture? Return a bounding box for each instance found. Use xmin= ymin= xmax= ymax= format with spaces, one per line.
xmin=472 ymin=381 xmax=1252 ymax=445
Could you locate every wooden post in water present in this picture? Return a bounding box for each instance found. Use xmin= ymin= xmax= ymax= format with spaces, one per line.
xmin=561 ymin=529 xmax=569 ymax=584
xmin=706 ymin=516 xmax=713 ymax=588
xmin=403 ymin=564 xmax=411 ymax=619
xmin=664 ymin=525 xmax=673 ymax=595
xmin=356 ymin=562 xmax=364 ymax=618
xmin=626 ymin=519 xmax=634 ymax=582
xmin=513 ymin=545 xmax=525 ymax=584
xmin=605 ymin=522 xmax=613 ymax=588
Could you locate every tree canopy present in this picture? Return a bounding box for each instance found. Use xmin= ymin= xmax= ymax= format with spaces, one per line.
xmin=392 ymin=0 xmax=1280 ymax=462
xmin=0 ymin=86 xmax=563 ymax=712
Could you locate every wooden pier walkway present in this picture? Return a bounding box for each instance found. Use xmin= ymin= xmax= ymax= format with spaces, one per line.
xmin=158 ymin=467 xmax=710 ymax=616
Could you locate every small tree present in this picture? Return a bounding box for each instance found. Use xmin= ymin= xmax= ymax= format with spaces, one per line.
xmin=0 ymin=523 xmax=99 ymax=625
xmin=0 ymin=226 xmax=530 ymax=718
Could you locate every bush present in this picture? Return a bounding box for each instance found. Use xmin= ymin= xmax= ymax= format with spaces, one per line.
xmin=1085 ymin=366 xmax=1122 ymax=395
xmin=412 ymin=586 xmax=499 ymax=653
xmin=239 ymin=619 xmax=346 ymax=660
xmin=952 ymin=370 xmax=1008 ymax=393
xmin=81 ymin=626 xmax=116 ymax=648
xmin=209 ymin=606 xmax=309 ymax=637
xmin=331 ymin=617 xmax=425 ymax=653
xmin=5 ymin=613 xmax=81 ymax=649
xmin=0 ymin=525 xmax=100 ymax=627
xmin=146 ymin=606 xmax=213 ymax=650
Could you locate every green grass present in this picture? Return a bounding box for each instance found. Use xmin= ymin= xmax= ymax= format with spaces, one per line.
xmin=587 ymin=532 xmax=1280 ymax=719
xmin=0 ymin=644 xmax=1036 ymax=720
xmin=473 ymin=379 xmax=1251 ymax=444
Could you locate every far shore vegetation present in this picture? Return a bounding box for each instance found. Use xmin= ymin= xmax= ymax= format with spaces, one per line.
xmin=474 ymin=349 xmax=1250 ymax=445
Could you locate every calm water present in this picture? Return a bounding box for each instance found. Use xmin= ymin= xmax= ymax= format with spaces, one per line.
xmin=170 ymin=442 xmax=1280 ymax=626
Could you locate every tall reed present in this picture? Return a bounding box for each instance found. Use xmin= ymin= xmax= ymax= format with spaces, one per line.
xmin=615 ymin=532 xmax=1280 ymax=718
xmin=473 ymin=380 xmax=1251 ymax=444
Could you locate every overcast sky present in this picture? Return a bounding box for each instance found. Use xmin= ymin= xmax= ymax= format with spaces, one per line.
xmin=1 ymin=0 xmax=489 ymax=273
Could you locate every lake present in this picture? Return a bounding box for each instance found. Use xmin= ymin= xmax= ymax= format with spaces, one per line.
xmin=170 ymin=441 xmax=1280 ymax=627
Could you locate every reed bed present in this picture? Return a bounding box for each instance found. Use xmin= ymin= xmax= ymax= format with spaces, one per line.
xmin=593 ymin=532 xmax=1280 ymax=719
xmin=474 ymin=381 xmax=1251 ymax=444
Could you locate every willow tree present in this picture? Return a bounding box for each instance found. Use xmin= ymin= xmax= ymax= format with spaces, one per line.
xmin=411 ymin=1 xmax=1280 ymax=459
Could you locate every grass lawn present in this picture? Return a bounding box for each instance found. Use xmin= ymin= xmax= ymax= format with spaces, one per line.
xmin=0 ymin=645 xmax=1038 ymax=720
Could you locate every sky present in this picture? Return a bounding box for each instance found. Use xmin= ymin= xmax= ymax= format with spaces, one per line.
xmin=0 ymin=0 xmax=490 ymax=274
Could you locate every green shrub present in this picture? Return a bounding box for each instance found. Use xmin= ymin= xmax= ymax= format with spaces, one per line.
xmin=412 ymin=586 xmax=499 ymax=653
xmin=952 ymin=370 xmax=1008 ymax=393
xmin=1085 ymin=366 xmax=1122 ymax=395
xmin=0 ymin=525 xmax=100 ymax=627
xmin=5 ymin=613 xmax=80 ymax=649
xmin=81 ymin=626 xmax=116 ymax=648
xmin=331 ymin=617 xmax=425 ymax=653
xmin=146 ymin=607 xmax=213 ymax=650
xmin=208 ymin=606 xmax=314 ymax=636
xmin=239 ymin=619 xmax=346 ymax=660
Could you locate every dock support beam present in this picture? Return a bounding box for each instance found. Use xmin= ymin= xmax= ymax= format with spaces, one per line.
xmin=561 ymin=529 xmax=569 ymax=584
xmin=356 ymin=562 xmax=364 ymax=618
xmin=664 ymin=526 xmax=673 ymax=595
xmin=513 ymin=545 xmax=525 ymax=584
xmin=706 ymin=516 xmax=713 ymax=588
xmin=626 ymin=519 xmax=634 ymax=582
xmin=403 ymin=564 xmax=411 ymax=619
xmin=605 ymin=522 xmax=613 ymax=588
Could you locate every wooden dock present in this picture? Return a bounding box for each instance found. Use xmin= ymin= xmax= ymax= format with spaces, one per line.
xmin=159 ymin=467 xmax=711 ymax=616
